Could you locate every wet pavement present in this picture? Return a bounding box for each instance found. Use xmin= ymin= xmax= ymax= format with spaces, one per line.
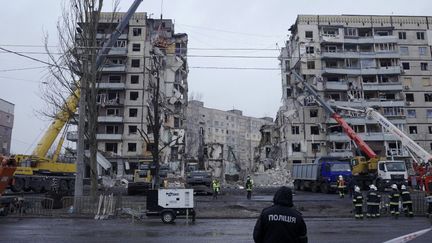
xmin=0 ymin=217 xmax=431 ymax=243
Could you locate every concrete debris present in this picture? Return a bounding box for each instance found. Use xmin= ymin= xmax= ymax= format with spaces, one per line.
xmin=252 ymin=167 xmax=293 ymax=187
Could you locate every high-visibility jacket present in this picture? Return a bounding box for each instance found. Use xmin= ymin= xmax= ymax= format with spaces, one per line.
xmin=389 ymin=190 xmax=400 ymax=205
xmin=353 ymin=192 xmax=363 ymax=207
xmin=212 ymin=180 xmax=220 ymax=192
xmin=367 ymin=190 xmax=380 ymax=206
xmin=401 ymin=189 xmax=412 ymax=204
xmin=246 ymin=179 xmax=253 ymax=191
xmin=337 ymin=179 xmax=346 ymax=189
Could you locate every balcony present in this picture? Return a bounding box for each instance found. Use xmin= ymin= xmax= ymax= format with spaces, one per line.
xmin=326 ymin=117 xmax=406 ymax=125
xmin=323 ymin=66 xmax=400 ymax=75
xmin=67 ymin=131 xmax=78 ymax=141
xmin=321 ymin=35 xmax=398 ymax=44
xmin=327 ymin=132 xmax=398 ymax=142
xmin=97 ymin=116 xmax=123 ymax=123
xmin=328 ymin=150 xmax=353 ymax=158
xmin=96 ymin=33 xmax=127 ymax=40
xmin=96 ymin=83 xmax=125 ymax=90
xmin=96 ymin=134 xmax=122 ymax=140
xmin=363 ymin=83 xmax=402 ymax=91
xmin=329 ymin=99 xmax=405 ymax=108
xmin=321 ymin=51 xmax=399 ymax=59
xmin=325 ymin=81 xmax=348 ymax=90
xmin=107 ymin=47 xmax=127 ymax=56
xmin=101 ymin=64 xmax=126 ymax=73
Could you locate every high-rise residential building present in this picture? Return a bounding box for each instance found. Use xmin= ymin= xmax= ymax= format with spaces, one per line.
xmin=278 ymin=15 xmax=432 ymax=167
xmin=68 ymin=13 xmax=188 ymax=177
xmin=186 ymin=100 xmax=273 ymax=177
xmin=0 ymin=98 xmax=14 ymax=155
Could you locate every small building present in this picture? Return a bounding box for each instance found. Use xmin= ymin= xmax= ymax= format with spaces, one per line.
xmin=0 ymin=98 xmax=14 ymax=155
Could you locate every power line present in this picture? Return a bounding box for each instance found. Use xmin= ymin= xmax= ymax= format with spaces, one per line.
xmin=189 ymin=66 xmax=279 ymax=70
xmin=0 ymin=75 xmax=41 ymax=83
xmin=0 ymin=46 xmax=69 ymax=70
xmin=176 ymin=23 xmax=282 ymax=38
xmin=0 ymin=66 xmax=47 ymax=72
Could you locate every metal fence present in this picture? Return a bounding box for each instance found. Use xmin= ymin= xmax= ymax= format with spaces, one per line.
xmin=7 ymin=197 xmax=54 ymax=217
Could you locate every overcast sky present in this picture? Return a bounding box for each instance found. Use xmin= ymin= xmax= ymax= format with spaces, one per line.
xmin=1 ymin=0 xmax=431 ymax=154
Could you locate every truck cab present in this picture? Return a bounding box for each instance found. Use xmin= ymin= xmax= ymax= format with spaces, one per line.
xmin=318 ymin=157 xmax=352 ymax=192
xmin=375 ymin=160 xmax=408 ymax=190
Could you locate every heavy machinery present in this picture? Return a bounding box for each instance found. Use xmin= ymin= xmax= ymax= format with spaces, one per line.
xmin=0 ymin=155 xmax=17 ymax=215
xmin=292 ymin=71 xmax=408 ymax=189
xmin=8 ymin=0 xmax=143 ymax=194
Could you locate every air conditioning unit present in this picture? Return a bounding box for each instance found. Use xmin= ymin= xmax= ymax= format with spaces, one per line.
xmin=404 ymin=85 xmax=410 ymax=90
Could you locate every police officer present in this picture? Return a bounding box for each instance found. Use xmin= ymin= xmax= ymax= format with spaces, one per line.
xmin=389 ymin=184 xmax=400 ymax=218
xmin=400 ymin=185 xmax=413 ymax=217
xmin=352 ymin=186 xmax=364 ymax=219
xmin=246 ymin=176 xmax=254 ymax=200
xmin=337 ymin=175 xmax=346 ymax=198
xmin=211 ymin=179 xmax=220 ymax=199
xmin=253 ymin=186 xmax=307 ymax=243
xmin=366 ymin=184 xmax=379 ymax=218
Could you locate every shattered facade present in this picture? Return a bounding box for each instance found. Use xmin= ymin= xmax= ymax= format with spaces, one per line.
xmin=185 ymin=100 xmax=273 ymax=180
xmin=278 ymin=15 xmax=432 ymax=167
xmin=68 ymin=13 xmax=188 ymax=177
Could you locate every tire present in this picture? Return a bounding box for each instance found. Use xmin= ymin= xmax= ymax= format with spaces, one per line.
xmin=294 ymin=181 xmax=301 ymax=191
xmin=299 ymin=181 xmax=306 ymax=191
xmin=31 ymin=180 xmax=43 ymax=193
xmin=59 ymin=180 xmax=69 ymax=192
xmin=311 ymin=183 xmax=320 ymax=193
xmin=10 ymin=178 xmax=24 ymax=192
xmin=68 ymin=180 xmax=75 ymax=190
xmin=320 ymin=183 xmax=329 ymax=194
xmin=161 ymin=210 xmax=176 ymax=224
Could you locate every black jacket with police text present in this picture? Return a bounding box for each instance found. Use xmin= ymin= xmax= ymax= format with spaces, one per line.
xmin=253 ymin=187 xmax=307 ymax=243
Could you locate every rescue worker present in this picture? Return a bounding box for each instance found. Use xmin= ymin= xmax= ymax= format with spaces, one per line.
xmin=352 ymin=186 xmax=364 ymax=219
xmin=388 ymin=184 xmax=401 ymax=218
xmin=246 ymin=176 xmax=254 ymax=200
xmin=211 ymin=179 xmax=220 ymax=199
xmin=337 ymin=175 xmax=346 ymax=198
xmin=371 ymin=185 xmax=381 ymax=217
xmin=400 ymin=185 xmax=413 ymax=217
xmin=366 ymin=184 xmax=379 ymax=218
xmin=253 ymin=186 xmax=307 ymax=243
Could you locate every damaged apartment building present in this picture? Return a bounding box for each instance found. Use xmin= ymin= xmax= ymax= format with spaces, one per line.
xmin=278 ymin=15 xmax=432 ymax=165
xmin=185 ymin=100 xmax=273 ymax=181
xmin=67 ymin=12 xmax=188 ymax=178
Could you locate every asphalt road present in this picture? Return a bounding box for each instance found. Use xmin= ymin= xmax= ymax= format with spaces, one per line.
xmin=1 ymin=217 xmax=431 ymax=243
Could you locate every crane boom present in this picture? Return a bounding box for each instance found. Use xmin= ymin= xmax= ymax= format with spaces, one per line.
xmin=32 ymin=0 xmax=143 ymax=158
xmin=291 ymin=71 xmax=378 ymax=159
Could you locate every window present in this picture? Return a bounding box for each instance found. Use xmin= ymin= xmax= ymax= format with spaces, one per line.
xmin=305 ymin=31 xmax=313 ymax=39
xmin=105 ymin=143 xmax=118 ymax=153
xmin=307 ymin=61 xmax=315 ymax=69
xmin=409 ymin=126 xmax=418 ymax=134
xmin=306 ymin=46 xmax=314 ymax=54
xmin=286 ymin=88 xmax=292 ymax=97
xmin=416 ymin=32 xmax=425 ymax=40
xmin=423 ymin=77 xmax=432 ymax=87
xmin=425 ymin=93 xmax=432 ymax=102
xmin=421 ymin=62 xmax=428 ymax=71
xmin=311 ymin=126 xmax=320 ymax=135
xmin=128 ymin=143 xmax=137 ymax=152
xmin=427 ymin=109 xmax=432 ymax=118
xmin=419 ymin=47 xmax=427 ymax=56
xmin=345 ymin=28 xmax=357 ymax=37
xmin=129 ymin=91 xmax=139 ymax=101
xmin=398 ymin=32 xmax=406 ymax=39
xmin=132 ymin=28 xmax=142 ymax=36
xmin=400 ymin=47 xmax=409 ymax=56
xmin=406 ymin=93 xmax=414 ymax=102
xmin=402 ymin=62 xmax=410 ymax=70
xmin=132 ymin=43 xmax=141 ymax=52
xmin=310 ymin=109 xmax=318 ymax=117
xmin=428 ymin=126 xmax=432 ymax=134
xmin=407 ymin=109 xmax=416 ymax=118
xmin=291 ymin=126 xmax=300 ymax=134
xmin=106 ymin=108 xmax=119 ymax=116
xmin=131 ymin=59 xmax=140 ymax=67
xmin=130 ymin=75 xmax=139 ymax=84
xmin=312 ymin=143 xmax=321 ymax=152
xmin=106 ymin=125 xmax=119 ymax=134
xmin=129 ymin=125 xmax=137 ymax=134
xmin=174 ymin=117 xmax=180 ymax=128
xmin=109 ymin=75 xmax=121 ymax=83
xmin=129 ymin=108 xmax=138 ymax=117
xmin=292 ymin=143 xmax=301 ymax=152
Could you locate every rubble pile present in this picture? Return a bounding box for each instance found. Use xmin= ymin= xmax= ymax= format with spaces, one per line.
xmin=252 ymin=167 xmax=293 ymax=187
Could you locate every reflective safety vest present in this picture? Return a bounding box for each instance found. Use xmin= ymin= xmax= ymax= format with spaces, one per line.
xmin=337 ymin=179 xmax=346 ymax=188
xmin=246 ymin=179 xmax=253 ymax=191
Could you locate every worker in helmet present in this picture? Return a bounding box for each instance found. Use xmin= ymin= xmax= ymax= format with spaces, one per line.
xmin=389 ymin=184 xmax=401 ymax=218
xmin=337 ymin=175 xmax=346 ymax=198
xmin=400 ymin=185 xmax=413 ymax=217
xmin=246 ymin=176 xmax=254 ymax=200
xmin=352 ymin=186 xmax=364 ymax=219
xmin=366 ymin=184 xmax=379 ymax=218
xmin=211 ymin=179 xmax=220 ymax=199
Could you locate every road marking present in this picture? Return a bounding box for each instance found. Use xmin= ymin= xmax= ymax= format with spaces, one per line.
xmin=383 ymin=227 xmax=432 ymax=243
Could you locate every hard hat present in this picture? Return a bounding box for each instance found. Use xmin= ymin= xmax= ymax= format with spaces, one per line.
xmin=354 ymin=186 xmax=360 ymax=192
xmin=369 ymin=184 xmax=374 ymax=189
xmin=401 ymin=185 xmax=406 ymax=190
xmin=371 ymin=185 xmax=377 ymax=191
xmin=391 ymin=184 xmax=398 ymax=190
xmin=339 ymin=175 xmax=343 ymax=179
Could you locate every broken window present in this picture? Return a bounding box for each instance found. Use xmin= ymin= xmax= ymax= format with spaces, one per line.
xmin=128 ymin=143 xmax=137 ymax=152
xmin=312 ymin=143 xmax=321 ymax=152
xmin=293 ymin=160 xmax=302 ymax=164
xmin=425 ymin=93 xmax=432 ymax=102
xmin=292 ymin=143 xmax=301 ymax=152
xmin=306 ymin=46 xmax=314 ymax=54
xmin=416 ymin=32 xmax=425 ymax=40
xmin=324 ymin=45 xmax=337 ymax=53
xmin=352 ymin=125 xmax=365 ymax=133
xmin=421 ymin=63 xmax=428 ymax=71
xmin=407 ymin=109 xmax=416 ymax=118
xmin=286 ymin=88 xmax=292 ymax=97
xmin=310 ymin=109 xmax=318 ymax=118
xmin=345 ymin=28 xmax=357 ymax=37
xmin=130 ymin=75 xmax=139 ymax=84
xmin=428 ymin=126 xmax=432 ymax=134
xmin=174 ymin=117 xmax=180 ymax=128
xmin=171 ymin=147 xmax=179 ymax=161
xmin=305 ymin=31 xmax=313 ymax=39
xmin=322 ymin=27 xmax=338 ymax=37
xmin=307 ymin=61 xmax=315 ymax=69
xmin=406 ymin=93 xmax=414 ymax=102
xmin=128 ymin=125 xmax=137 ymax=134
xmin=291 ymin=126 xmax=300 ymax=135
xmin=109 ymin=75 xmax=121 ymax=83
xmin=402 ymin=62 xmax=410 ymax=70
xmin=129 ymin=108 xmax=138 ymax=117
xmin=409 ymin=126 xmax=418 ymax=134
xmin=106 ymin=125 xmax=119 ymax=134
xmin=131 ymin=59 xmax=140 ymax=67
xmin=398 ymin=32 xmax=406 ymax=40
xmin=132 ymin=28 xmax=142 ymax=36
xmin=325 ymin=60 xmax=338 ymax=68
xmin=106 ymin=108 xmax=119 ymax=116
xmin=105 ymin=143 xmax=118 ymax=153
xmin=310 ymin=126 xmax=320 ymax=135
xmin=132 ymin=43 xmax=141 ymax=52
xmin=129 ymin=91 xmax=139 ymax=101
